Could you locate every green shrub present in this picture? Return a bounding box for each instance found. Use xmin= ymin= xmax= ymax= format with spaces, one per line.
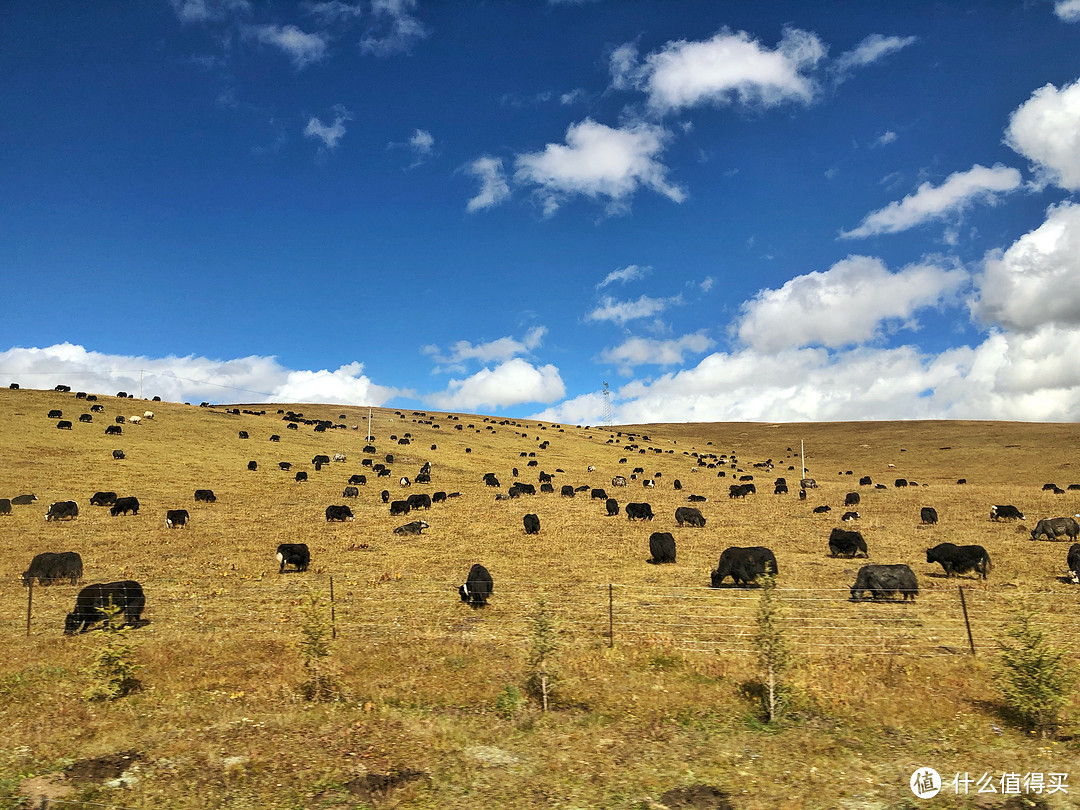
xmin=83 ymin=604 xmax=143 ymax=701
xmin=995 ymin=607 xmax=1075 ymax=738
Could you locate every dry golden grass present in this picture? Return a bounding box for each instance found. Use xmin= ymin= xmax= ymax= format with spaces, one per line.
xmin=0 ymin=387 xmax=1078 ymax=808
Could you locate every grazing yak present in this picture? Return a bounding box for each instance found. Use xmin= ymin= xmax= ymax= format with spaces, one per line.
xmin=64 ymin=581 xmax=145 ymax=634
xmin=325 ymin=504 xmax=354 ymax=522
xmin=112 ymin=449 xmax=125 ymax=460
xmin=828 ymin=528 xmax=868 ymax=558
xmin=605 ymin=498 xmax=619 ymax=516
xmin=626 ymin=502 xmax=654 ymax=521
xmin=0 ymin=498 xmax=10 ymax=515
xmin=591 ymin=488 xmax=608 ymax=500
xmin=523 ymin=513 xmax=541 ymax=534
xmin=407 ymin=493 xmax=432 ymax=511
xmin=850 ymin=564 xmax=918 ymax=602
xmin=390 ymin=500 xmax=411 ymax=516
xmin=381 ymin=489 xmax=390 ymax=503
xmin=560 ymin=485 xmax=575 ymax=497
xmin=1068 ymin=543 xmax=1080 ymax=584
xmin=459 ymin=563 xmax=493 ymax=608
xmin=648 ymin=532 xmax=676 ymax=564
xmin=687 ymin=494 xmax=707 ymax=503
xmin=110 ymin=497 xmax=139 ymax=516
xmin=926 ymin=543 xmax=991 ymax=579
xmin=165 ymin=509 xmax=189 ymax=528
xmin=483 ymin=473 xmax=500 ymax=488
xmin=1031 ymin=516 xmax=1080 ymax=542
xmin=710 ymin=547 xmax=778 ymax=587
xmin=247 ymin=461 xmax=258 ymax=471
xmin=45 ymin=501 xmax=79 ymax=521
xmin=813 ymin=505 xmax=831 ymax=514
xmin=432 ymin=491 xmax=447 ymax=503
xmin=276 ymin=543 xmax=310 ymax=573
xmin=194 ymin=489 xmax=217 ymax=503
xmin=990 ymin=504 xmax=1024 ymax=521
xmin=279 ymin=462 xmax=292 ymax=471
xmin=23 ymin=551 xmax=83 ymax=586
xmin=393 ymin=520 xmax=429 ymax=535
xmin=844 ymin=492 xmax=860 ymax=507
xmin=343 ymin=486 xmax=359 ymax=498
xmin=348 ymin=474 xmax=366 ymax=485
xmin=295 ymin=471 xmax=308 ymax=482
xmin=675 ymin=506 xmax=706 ymax=527
xmin=920 ymin=507 xmax=939 ymax=525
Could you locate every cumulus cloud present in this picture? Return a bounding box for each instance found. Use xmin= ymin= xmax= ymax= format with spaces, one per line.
xmin=463 ymin=156 xmax=511 ymax=212
xmin=360 ymin=0 xmax=428 ymax=56
xmin=835 ymin=34 xmax=917 ymax=73
xmin=598 ymin=333 xmax=715 ymax=373
xmin=597 ymin=264 xmax=650 ymax=288
xmin=535 ymin=323 xmax=1080 ymax=425
xmin=1055 ymin=0 xmax=1080 ymax=22
xmin=303 ymin=105 xmax=352 ymax=149
xmin=873 ymin=130 xmax=898 ymax=147
xmin=735 ymin=255 xmax=969 ymax=352
xmin=612 ymin=27 xmax=826 ymax=114
xmin=0 ymin=344 xmax=403 ymax=406
xmin=586 ymin=294 xmax=680 ymax=325
xmin=514 ymin=118 xmax=684 ymax=215
xmin=973 ymin=201 xmax=1080 ymax=331
xmin=840 ymin=164 xmax=1022 ymax=238
xmin=301 ymin=1 xmax=364 ymax=23
xmin=1005 ymin=78 xmax=1080 ymax=190
xmin=423 ymin=327 xmax=548 ymax=371
xmin=429 ymin=358 xmax=566 ymax=411
xmin=249 ymin=24 xmax=329 ymax=68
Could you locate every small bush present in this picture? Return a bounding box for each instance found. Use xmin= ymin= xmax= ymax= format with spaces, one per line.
xmin=525 ymin=600 xmax=558 ymax=711
xmin=296 ymin=589 xmax=342 ymax=702
xmin=83 ymin=605 xmax=143 ymax=701
xmin=995 ymin=607 xmax=1075 ymax=738
xmin=495 ymin=685 xmax=525 ymax=719
xmin=752 ymin=573 xmax=792 ymax=723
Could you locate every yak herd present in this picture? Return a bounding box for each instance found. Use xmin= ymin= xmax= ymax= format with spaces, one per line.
xmin=6 ymin=389 xmax=1080 ymax=635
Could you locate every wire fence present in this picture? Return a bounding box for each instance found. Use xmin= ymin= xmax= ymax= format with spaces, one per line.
xmin=5 ymin=576 xmax=1080 ymax=659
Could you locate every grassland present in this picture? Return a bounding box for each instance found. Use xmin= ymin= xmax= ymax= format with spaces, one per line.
xmin=0 ymin=387 xmax=1078 ymax=808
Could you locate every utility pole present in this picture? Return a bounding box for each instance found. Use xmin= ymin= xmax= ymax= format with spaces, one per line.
xmin=602 ymin=381 xmax=612 ymax=427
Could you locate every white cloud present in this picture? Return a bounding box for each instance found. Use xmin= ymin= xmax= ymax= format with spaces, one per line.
xmin=873 ymin=130 xmax=898 ymax=147
xmin=303 ymin=105 xmax=352 ymax=149
xmin=249 ymin=24 xmax=329 ymax=69
xmin=464 ymin=156 xmax=511 ymax=212
xmin=699 ymin=276 xmax=715 ymax=292
xmin=598 ymin=333 xmax=715 ymax=373
xmin=973 ymin=201 xmax=1080 ymax=331
xmin=429 ymin=358 xmax=565 ymax=411
xmin=597 ymin=264 xmax=650 ymax=288
xmin=423 ymin=327 xmax=547 ymax=370
xmin=840 ymin=164 xmax=1022 ymax=239
xmin=1005 ymin=78 xmax=1080 ymax=190
xmin=302 ymin=1 xmax=364 ymax=23
xmin=514 ymin=119 xmax=684 ymax=216
xmin=614 ymin=27 xmax=826 ymax=114
xmin=835 ymin=34 xmax=917 ymax=73
xmin=1055 ymin=0 xmax=1080 ymax=22
xmin=535 ymin=323 xmax=1080 ymax=424
xmin=169 ymin=0 xmax=250 ymax=23
xmin=0 ymin=344 xmax=403 ymax=406
xmin=360 ymin=0 xmax=428 ymax=56
xmin=410 ymin=128 xmax=434 ymax=155
xmin=586 ymin=294 xmax=680 ymax=325
xmin=735 ymin=255 xmax=969 ymax=352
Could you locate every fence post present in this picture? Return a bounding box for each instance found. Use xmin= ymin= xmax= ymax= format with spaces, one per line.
xmin=608 ymin=583 xmax=614 ymax=648
xmin=958 ymin=586 xmax=975 ymax=656
xmin=330 ymin=576 xmax=337 ymax=640
xmin=26 ymin=579 xmax=33 ymax=638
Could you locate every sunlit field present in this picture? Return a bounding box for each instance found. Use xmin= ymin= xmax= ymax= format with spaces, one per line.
xmin=1 ymin=387 xmax=1078 ymax=809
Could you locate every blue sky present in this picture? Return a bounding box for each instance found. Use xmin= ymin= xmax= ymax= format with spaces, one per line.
xmin=3 ymin=0 xmax=1080 ymax=422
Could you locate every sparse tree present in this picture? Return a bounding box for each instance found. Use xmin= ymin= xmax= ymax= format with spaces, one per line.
xmin=525 ymin=599 xmax=559 ymax=711
xmin=83 ymin=603 xmax=143 ymax=701
xmin=754 ymin=573 xmax=791 ymax=723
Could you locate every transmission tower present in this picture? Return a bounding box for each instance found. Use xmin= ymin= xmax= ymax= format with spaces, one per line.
xmin=602 ymin=381 xmax=612 ymax=426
